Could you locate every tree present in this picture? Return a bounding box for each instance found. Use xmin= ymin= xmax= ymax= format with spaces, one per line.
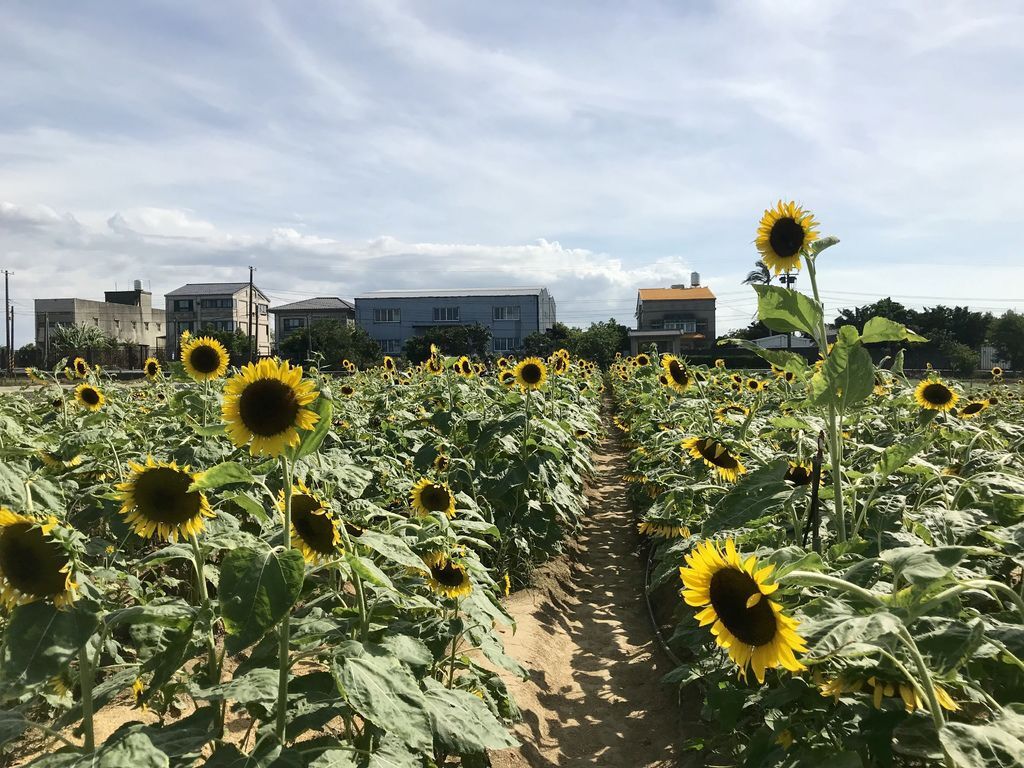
xmin=989 ymin=310 xmax=1024 ymax=370
xmin=279 ymin=320 xmax=380 ymax=368
xmin=403 ymin=324 xmax=492 ymax=364
xmin=915 ymin=305 xmax=993 ymax=350
xmin=521 ymin=319 xmax=629 ymax=368
xmin=834 ymin=298 xmax=914 ymax=334
xmin=199 ymin=327 xmax=251 ymax=366
xmin=522 ymin=323 xmax=576 ymax=359
xmin=51 ymin=323 xmax=114 ymax=356
xmin=742 ymin=260 xmax=772 ymax=286
xmin=724 ymin=319 xmax=773 ymax=341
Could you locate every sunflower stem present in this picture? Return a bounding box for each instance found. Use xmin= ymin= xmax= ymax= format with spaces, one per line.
xmin=523 ymin=388 xmax=532 ymax=448
xmin=895 ymin=624 xmax=950 ymax=764
xmin=805 ymin=257 xmax=847 ymax=543
xmin=446 ymin=606 xmax=461 ymax=689
xmin=189 ymin=533 xmax=223 ymax=736
xmin=780 ymin=570 xmax=885 ymax=607
xmin=339 ymin=523 xmax=370 ymax=640
xmin=78 ymin=644 xmax=96 ymax=754
xmin=276 ymin=454 xmax=293 ymax=743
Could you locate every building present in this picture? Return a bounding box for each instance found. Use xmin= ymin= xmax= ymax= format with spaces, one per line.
xmin=752 ymin=333 xmax=816 ymax=349
xmin=630 ymin=274 xmax=716 ymax=355
xmin=165 ymin=282 xmax=270 ymax=358
xmin=354 ymin=287 xmax=557 ymax=355
xmin=269 ymin=297 xmax=355 ymax=345
xmin=35 ymin=281 xmax=166 ymax=354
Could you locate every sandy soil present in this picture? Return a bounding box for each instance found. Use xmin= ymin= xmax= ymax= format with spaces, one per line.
xmin=488 ymin=425 xmax=688 ymax=768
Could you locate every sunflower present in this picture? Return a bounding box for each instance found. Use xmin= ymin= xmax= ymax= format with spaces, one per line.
xmin=382 ymin=356 xmax=396 ymax=373
xmin=455 ymin=356 xmax=474 ymax=377
xmin=222 ymin=358 xmax=320 ymax=457
xmin=634 ymin=353 xmax=651 ymax=367
xmin=992 ymin=366 xmax=1003 ymax=378
xmin=278 ymin=482 xmax=340 ymax=564
xmin=783 ymin=370 xmax=797 ymax=384
xmin=552 ymin=355 xmax=569 ymax=375
xmin=513 ymin=357 xmax=547 ymax=390
xmin=958 ymin=401 xmax=988 ymax=419
xmin=638 ymin=520 xmax=691 ymax=539
xmin=74 ymin=383 xmax=105 ymax=411
xmin=117 ymin=457 xmax=215 ymax=541
xmin=339 ymin=384 xmax=355 ymax=397
xmin=661 ymin=355 xmax=692 ymax=393
xmin=913 ymin=379 xmax=958 ymax=412
xmin=72 ymin=357 xmax=90 ymax=378
xmin=679 ymin=538 xmax=807 ymax=683
xmin=433 ymin=454 xmax=449 ymax=472
xmin=426 ymin=356 xmax=444 ymax=376
xmin=755 ymin=200 xmax=820 ymax=275
xmin=499 ymin=370 xmax=515 ymax=385
xmin=0 ymin=508 xmax=77 ymax=609
xmin=714 ymin=359 xmax=726 ymax=369
xmin=784 ymin=462 xmax=814 ymax=486
xmin=426 ymin=557 xmax=472 ymax=599
xmin=496 ymin=356 xmax=510 ymax=371
xmin=682 ymin=437 xmax=747 ymax=482
xmin=181 ymin=336 xmax=229 ymax=382
xmin=820 ymin=673 xmax=958 ymax=713
xmin=143 ymin=357 xmax=161 ymax=380
xmin=715 ymin=404 xmax=749 ymax=423
xmin=746 ymin=379 xmax=766 ymax=393
xmin=410 ymin=477 xmax=456 ymax=518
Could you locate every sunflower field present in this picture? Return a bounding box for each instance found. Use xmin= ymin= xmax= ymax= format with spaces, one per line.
xmin=0 ymin=344 xmax=601 ymax=767
xmin=617 ymin=206 xmax=1024 ymax=767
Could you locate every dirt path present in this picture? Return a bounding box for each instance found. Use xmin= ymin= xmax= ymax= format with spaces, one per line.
xmin=489 ymin=421 xmax=682 ymax=768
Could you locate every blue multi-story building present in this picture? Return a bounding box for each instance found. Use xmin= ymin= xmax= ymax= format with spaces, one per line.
xmin=354 ymin=287 xmax=557 ymax=356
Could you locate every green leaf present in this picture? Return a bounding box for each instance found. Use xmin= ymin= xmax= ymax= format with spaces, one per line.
xmin=194 ymin=667 xmax=278 ymax=706
xmin=0 ymin=711 xmax=28 ymax=747
xmin=807 ymin=325 xmax=874 ymax=411
xmin=188 ymin=461 xmax=254 ymax=492
xmin=940 ymin=710 xmax=1024 ymax=768
xmin=809 ymin=235 xmax=839 ymax=256
xmin=718 ymin=338 xmax=808 ymax=372
xmin=860 ymin=317 xmax=928 ymax=345
xmin=223 ymin=491 xmax=269 ymax=523
xmin=880 ymin=546 xmax=976 ymax=586
xmin=379 ymin=635 xmax=434 ymax=668
xmin=0 ymin=601 xmax=100 ymax=689
xmin=806 ymin=611 xmax=904 ymax=658
xmin=105 ymin=601 xmax=195 ymax=630
xmin=702 ymin=462 xmax=790 ymax=533
xmin=293 ymin=396 xmax=334 ymax=461
xmin=356 ymin=530 xmax=429 ymax=574
xmin=310 ymin=749 xmax=360 ymax=768
xmin=345 ymin=553 xmax=394 ymax=590
xmin=367 ymin=736 xmax=419 ymax=768
xmin=333 ymin=650 xmax=433 ymax=753
xmin=421 ymin=678 xmax=518 ymax=754
xmin=752 ymin=284 xmax=823 ymax=337
xmin=90 ymin=732 xmax=170 ymax=768
xmin=219 ymin=546 xmax=305 ymax=655
xmin=874 ymin=434 xmax=931 ymax=477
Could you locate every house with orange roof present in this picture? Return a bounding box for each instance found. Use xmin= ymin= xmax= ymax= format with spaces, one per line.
xmin=630 ymin=274 xmax=716 ymax=355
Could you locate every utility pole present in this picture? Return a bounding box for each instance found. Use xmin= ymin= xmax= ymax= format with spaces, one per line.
xmin=8 ymin=307 xmax=14 ymax=373
xmin=306 ymin=313 xmax=312 ymax=362
xmin=247 ymin=266 xmax=256 ymax=363
xmin=3 ymin=270 xmax=11 ymax=375
xmin=44 ymin=312 xmax=50 ymax=367
xmin=780 ymin=271 xmax=798 ymax=351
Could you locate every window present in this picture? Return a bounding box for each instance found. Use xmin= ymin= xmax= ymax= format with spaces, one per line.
xmin=173 ymin=299 xmax=194 ymax=312
xmin=177 ymin=321 xmax=196 ymax=335
xmin=202 ymin=320 xmax=234 ymax=332
xmin=433 ymin=306 xmax=460 ymax=322
xmin=258 ymin=304 xmax=268 ymax=315
xmin=200 ymin=298 xmax=233 ymax=309
xmin=493 ymin=305 xmax=521 ymax=321
xmin=283 ymin=317 xmax=306 ymax=331
xmin=374 ymin=308 xmax=401 ymax=323
xmin=664 ymin=320 xmax=697 ymax=333
xmin=493 ymin=337 xmax=520 ymax=352
xmin=379 ymin=339 xmax=403 ymax=354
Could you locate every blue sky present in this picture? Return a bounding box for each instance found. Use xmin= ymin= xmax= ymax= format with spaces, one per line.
xmin=2 ymin=0 xmax=1023 ymax=345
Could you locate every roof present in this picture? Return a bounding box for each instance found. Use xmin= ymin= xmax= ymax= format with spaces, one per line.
xmin=637 ymin=287 xmax=716 ymax=301
xmin=166 ymin=282 xmax=260 ymax=297
xmin=629 ymin=329 xmax=706 ymax=339
xmin=355 ymin=287 xmax=546 ymax=300
xmin=269 ymin=297 xmax=355 ymax=313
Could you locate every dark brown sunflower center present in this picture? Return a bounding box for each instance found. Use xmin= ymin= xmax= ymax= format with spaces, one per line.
xmin=962 ymin=402 xmax=985 ymax=415
xmin=80 ymin=387 xmax=100 ymax=406
xmin=420 ymin=484 xmax=452 ymax=512
xmin=520 ymin=363 xmax=543 ymax=384
xmin=238 ymin=379 xmax=301 ymax=437
xmin=291 ymin=495 xmax=336 ymax=554
xmin=747 ymin=380 xmax=760 ymax=390
xmin=768 ymin=217 xmax=806 ymax=259
xmin=431 ymin=562 xmax=466 ymax=587
xmin=669 ymin=360 xmax=689 ymax=385
xmin=785 ymin=465 xmax=812 ymax=485
xmin=697 ymin=439 xmax=740 ymax=471
xmin=188 ymin=344 xmax=223 ymax=374
xmin=76 ymin=361 xmax=88 ymax=374
xmin=0 ymin=523 xmax=69 ymax=598
xmin=709 ymin=566 xmax=778 ymax=646
xmin=52 ymin=399 xmax=63 ymax=410
xmin=146 ymin=362 xmax=159 ymax=375
xmin=636 ymin=355 xmax=649 ymax=366
xmin=340 ymin=386 xmax=354 ymax=396
xmin=922 ymin=383 xmax=954 ymax=406
xmin=131 ymin=467 xmax=203 ymax=525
